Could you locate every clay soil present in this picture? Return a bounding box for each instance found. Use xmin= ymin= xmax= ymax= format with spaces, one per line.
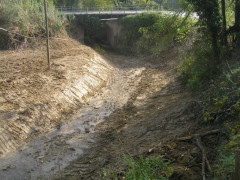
xmin=0 ymin=39 xmax=221 ymax=180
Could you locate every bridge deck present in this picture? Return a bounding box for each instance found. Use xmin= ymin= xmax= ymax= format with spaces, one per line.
xmin=58 ymin=10 xmax=160 ymax=15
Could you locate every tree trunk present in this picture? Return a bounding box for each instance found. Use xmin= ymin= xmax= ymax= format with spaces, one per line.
xmin=212 ymin=31 xmax=220 ymax=66
xmin=221 ymin=0 xmax=227 ymax=45
xmin=208 ymin=0 xmax=221 ymax=67
xmin=235 ymin=0 xmax=240 ymax=44
xmin=235 ymin=0 xmax=240 ymax=27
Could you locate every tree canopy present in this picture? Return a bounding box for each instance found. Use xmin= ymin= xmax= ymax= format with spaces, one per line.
xmin=186 ymin=0 xmax=240 ymax=64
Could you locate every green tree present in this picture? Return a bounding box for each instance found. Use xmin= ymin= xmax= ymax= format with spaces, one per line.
xmin=186 ymin=0 xmax=222 ymax=68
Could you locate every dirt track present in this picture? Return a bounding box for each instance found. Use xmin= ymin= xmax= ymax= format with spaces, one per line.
xmin=0 ymin=40 xmax=219 ymax=179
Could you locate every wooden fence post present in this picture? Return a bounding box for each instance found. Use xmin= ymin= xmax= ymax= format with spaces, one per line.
xmin=44 ymin=0 xmax=50 ymax=69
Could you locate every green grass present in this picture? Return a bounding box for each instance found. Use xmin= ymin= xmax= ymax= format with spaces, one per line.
xmin=102 ymin=155 xmax=173 ymax=180
xmin=123 ymin=155 xmax=173 ymax=180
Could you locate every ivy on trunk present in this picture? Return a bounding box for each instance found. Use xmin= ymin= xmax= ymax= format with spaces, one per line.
xmin=186 ymin=0 xmax=221 ymax=70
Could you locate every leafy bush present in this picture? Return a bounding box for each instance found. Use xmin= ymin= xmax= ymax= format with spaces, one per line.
xmin=201 ymin=66 xmax=240 ymax=123
xmin=162 ymin=0 xmax=187 ymax=10
xmin=137 ymin=13 xmax=193 ymax=55
xmin=119 ymin=12 xmax=193 ymax=55
xmin=0 ymin=0 xmax=65 ymax=49
xmin=119 ymin=13 xmax=160 ymax=53
xmin=191 ymin=50 xmax=240 ymax=178
xmin=101 ymin=155 xmax=173 ymax=180
xmin=213 ymin=130 xmax=240 ymax=179
xmin=176 ymin=37 xmax=217 ymax=89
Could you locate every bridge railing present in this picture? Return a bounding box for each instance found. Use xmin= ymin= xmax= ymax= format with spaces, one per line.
xmin=55 ymin=6 xmax=160 ymax=12
xmin=55 ymin=3 xmax=184 ymax=13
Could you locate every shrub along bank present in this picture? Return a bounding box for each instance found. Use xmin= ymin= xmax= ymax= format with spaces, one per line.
xmin=176 ymin=0 xmax=240 ymax=178
xmin=115 ymin=1 xmax=240 ymax=178
xmin=179 ymin=46 xmax=240 ymax=179
xmin=0 ymin=0 xmax=65 ymax=49
xmin=118 ymin=12 xmax=194 ymax=55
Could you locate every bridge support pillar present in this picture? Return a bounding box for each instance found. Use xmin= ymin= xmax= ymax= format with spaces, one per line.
xmin=77 ymin=25 xmax=84 ymax=43
xmin=105 ymin=20 xmax=123 ymax=48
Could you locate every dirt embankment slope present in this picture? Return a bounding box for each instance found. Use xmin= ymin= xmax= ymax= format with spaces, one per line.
xmin=0 ymin=38 xmax=113 ymax=157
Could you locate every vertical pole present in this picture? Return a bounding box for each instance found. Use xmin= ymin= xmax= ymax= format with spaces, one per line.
xmin=44 ymin=0 xmax=50 ymax=69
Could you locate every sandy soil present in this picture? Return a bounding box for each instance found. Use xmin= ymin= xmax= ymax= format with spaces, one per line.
xmin=0 ymin=40 xmax=221 ymax=179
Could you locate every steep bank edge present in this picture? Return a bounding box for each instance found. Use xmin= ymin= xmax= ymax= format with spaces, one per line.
xmin=0 ymin=39 xmax=113 ymax=157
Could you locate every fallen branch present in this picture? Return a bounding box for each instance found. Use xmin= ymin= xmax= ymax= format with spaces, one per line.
xmin=195 ymin=135 xmax=212 ymax=180
xmin=177 ymin=129 xmax=220 ymax=141
xmin=177 ymin=130 xmax=220 ymax=180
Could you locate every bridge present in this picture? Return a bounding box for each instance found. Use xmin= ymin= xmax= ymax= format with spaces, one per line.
xmin=56 ymin=4 xmax=191 ymax=48
xmin=56 ymin=6 xmax=161 ymax=15
xmin=55 ymin=4 xmax=182 ymax=15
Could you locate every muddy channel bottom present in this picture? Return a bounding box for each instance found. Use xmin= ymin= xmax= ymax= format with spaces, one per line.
xmin=0 ymin=49 xmax=199 ymax=179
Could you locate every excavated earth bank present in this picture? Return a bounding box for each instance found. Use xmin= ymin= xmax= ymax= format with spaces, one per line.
xmin=0 ymin=39 xmax=220 ymax=179
xmin=0 ymin=38 xmax=113 ymax=156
